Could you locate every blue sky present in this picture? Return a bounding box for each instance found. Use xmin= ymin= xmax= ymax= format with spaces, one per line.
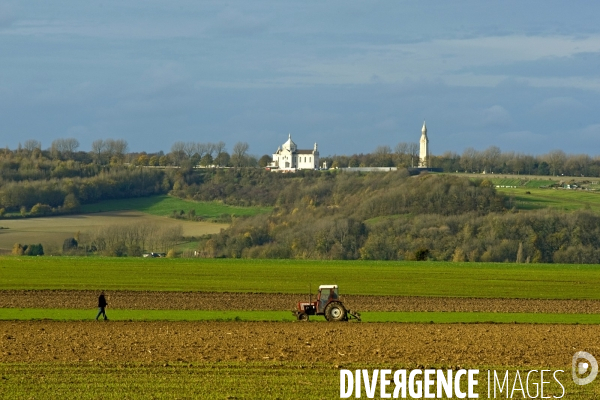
xmin=1 ymin=1 xmax=599 ymax=157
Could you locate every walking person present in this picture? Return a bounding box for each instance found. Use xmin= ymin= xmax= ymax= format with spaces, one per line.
xmin=96 ymin=292 xmax=109 ymax=321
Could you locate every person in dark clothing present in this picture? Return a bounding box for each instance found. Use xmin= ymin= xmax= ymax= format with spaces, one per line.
xmin=96 ymin=292 xmax=108 ymax=321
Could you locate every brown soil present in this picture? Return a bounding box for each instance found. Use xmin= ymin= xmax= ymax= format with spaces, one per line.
xmin=2 ymin=290 xmax=600 ymax=313
xmin=1 ymin=321 xmax=598 ymax=367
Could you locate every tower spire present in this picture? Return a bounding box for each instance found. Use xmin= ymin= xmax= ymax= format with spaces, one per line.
xmin=419 ymin=121 xmax=429 ymax=168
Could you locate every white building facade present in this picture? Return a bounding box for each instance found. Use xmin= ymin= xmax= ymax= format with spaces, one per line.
xmin=419 ymin=121 xmax=429 ymax=168
xmin=269 ymin=134 xmax=319 ymax=170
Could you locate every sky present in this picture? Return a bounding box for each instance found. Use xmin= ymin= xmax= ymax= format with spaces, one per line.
xmin=1 ymin=1 xmax=600 ymax=157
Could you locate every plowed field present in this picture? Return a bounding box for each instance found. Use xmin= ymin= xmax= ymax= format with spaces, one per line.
xmin=2 ymin=321 xmax=599 ymax=367
xmin=2 ymin=290 xmax=600 ymax=313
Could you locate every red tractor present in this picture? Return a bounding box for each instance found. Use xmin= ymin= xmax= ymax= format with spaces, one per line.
xmin=293 ymin=284 xmax=361 ymax=322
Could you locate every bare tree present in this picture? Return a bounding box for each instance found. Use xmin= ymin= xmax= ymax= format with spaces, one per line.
xmin=232 ymin=142 xmax=250 ymax=167
xmin=110 ymin=139 xmax=128 ymax=157
xmin=213 ymin=141 xmax=227 ymax=166
xmin=206 ymin=142 xmax=217 ymax=157
xmin=394 ymin=142 xmax=408 ymax=156
xmin=374 ymin=145 xmax=391 ymax=156
xmin=183 ymin=142 xmax=198 ymax=159
xmin=482 ymin=145 xmax=501 ymax=173
xmin=408 ymin=142 xmax=419 ymax=168
xmin=23 ymin=140 xmax=42 ymax=152
xmin=63 ymin=138 xmax=80 ymax=153
xmin=171 ymin=141 xmax=186 ymax=165
xmin=545 ymin=150 xmax=567 ymax=176
xmin=91 ymin=140 xmax=106 ymax=163
xmin=214 ymin=141 xmax=226 ymax=155
xmin=50 ymin=138 xmax=79 ymax=158
xmin=460 ymin=147 xmax=477 ymax=173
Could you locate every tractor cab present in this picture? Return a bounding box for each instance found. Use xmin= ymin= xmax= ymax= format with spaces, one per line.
xmin=317 ymin=284 xmax=339 ymax=313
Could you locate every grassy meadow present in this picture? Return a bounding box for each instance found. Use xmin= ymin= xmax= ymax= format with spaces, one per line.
xmin=497 ymin=186 xmax=600 ymax=212
xmin=450 ymin=173 xmax=600 ymax=212
xmin=80 ymin=195 xmax=272 ymax=218
xmin=2 ymin=257 xmax=600 ymax=299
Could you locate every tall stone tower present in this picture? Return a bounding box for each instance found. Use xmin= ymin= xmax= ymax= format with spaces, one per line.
xmin=419 ymin=121 xmax=429 ymax=167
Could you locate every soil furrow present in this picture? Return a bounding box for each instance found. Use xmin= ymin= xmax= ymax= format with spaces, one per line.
xmin=2 ymin=290 xmax=600 ymax=313
xmin=1 ymin=321 xmax=598 ymax=367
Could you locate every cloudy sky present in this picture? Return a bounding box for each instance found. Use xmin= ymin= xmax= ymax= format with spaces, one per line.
xmin=1 ymin=1 xmax=599 ymax=157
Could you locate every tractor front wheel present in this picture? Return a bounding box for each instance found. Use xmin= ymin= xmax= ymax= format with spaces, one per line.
xmin=325 ymin=302 xmax=347 ymax=322
xmin=298 ymin=312 xmax=309 ymax=321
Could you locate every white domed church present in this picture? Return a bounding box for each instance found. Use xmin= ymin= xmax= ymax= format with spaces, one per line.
xmin=269 ymin=134 xmax=320 ymax=170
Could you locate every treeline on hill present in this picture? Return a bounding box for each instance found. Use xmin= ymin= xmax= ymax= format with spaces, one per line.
xmin=0 ymin=168 xmax=171 ymax=216
xmin=172 ymin=169 xmax=600 ymax=264
xmin=323 ymin=145 xmax=600 ymax=177
xmin=62 ymin=223 xmax=183 ymax=257
xmin=0 ymin=138 xmax=255 ymax=216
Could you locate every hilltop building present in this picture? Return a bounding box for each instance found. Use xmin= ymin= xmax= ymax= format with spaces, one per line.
xmin=269 ymin=134 xmax=319 ymax=171
xmin=419 ymin=121 xmax=429 ymax=168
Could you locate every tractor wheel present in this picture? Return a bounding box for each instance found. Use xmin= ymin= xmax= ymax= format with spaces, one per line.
xmin=325 ymin=302 xmax=347 ymax=322
xmin=298 ymin=312 xmax=309 ymax=321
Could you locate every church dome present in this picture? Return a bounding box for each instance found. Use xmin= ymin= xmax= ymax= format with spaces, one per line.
xmin=282 ymin=133 xmax=297 ymax=151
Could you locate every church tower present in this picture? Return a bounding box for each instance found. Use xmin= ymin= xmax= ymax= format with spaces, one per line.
xmin=419 ymin=121 xmax=429 ymax=167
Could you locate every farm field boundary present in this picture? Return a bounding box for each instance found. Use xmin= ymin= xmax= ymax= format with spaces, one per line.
xmin=3 ymin=290 xmax=600 ymax=313
xmin=1 ymin=363 xmax=594 ymax=399
xmin=3 ymin=308 xmax=600 ymax=324
xmin=79 ymin=195 xmax=272 ymax=218
xmin=2 ymin=257 xmax=600 ymax=299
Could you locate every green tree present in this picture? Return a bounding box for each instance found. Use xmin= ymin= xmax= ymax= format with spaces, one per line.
xmin=258 ymin=155 xmax=272 ymax=168
xmin=30 ymin=203 xmax=52 ymax=216
xmin=63 ymin=193 xmax=80 ymax=211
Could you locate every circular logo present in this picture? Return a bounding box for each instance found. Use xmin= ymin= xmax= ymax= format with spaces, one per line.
xmin=572 ymin=351 xmax=598 ymax=386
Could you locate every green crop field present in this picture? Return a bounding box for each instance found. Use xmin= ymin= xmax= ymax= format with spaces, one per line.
xmin=80 ymin=195 xmax=272 ymax=219
xmin=0 ymin=363 xmax=594 ymax=399
xmin=2 ymin=257 xmax=600 ymax=299
xmin=496 ymin=186 xmax=600 ymax=212
xmin=3 ymin=308 xmax=600 ymax=324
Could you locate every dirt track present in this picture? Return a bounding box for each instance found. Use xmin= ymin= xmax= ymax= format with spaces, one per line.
xmin=2 ymin=290 xmax=600 ymax=313
xmin=1 ymin=321 xmax=598 ymax=367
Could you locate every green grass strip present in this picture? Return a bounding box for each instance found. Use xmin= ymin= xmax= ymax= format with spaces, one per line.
xmin=0 ymin=309 xmax=295 ymax=322
xmin=3 ymin=309 xmax=600 ymax=324
xmin=79 ymin=195 xmax=271 ymax=218
xmin=2 ymin=257 xmax=600 ymax=299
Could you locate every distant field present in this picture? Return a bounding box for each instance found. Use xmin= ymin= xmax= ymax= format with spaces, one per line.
xmin=3 ymin=308 xmax=600 ymax=324
xmin=490 ymin=178 xmax=556 ymax=188
xmin=2 ymin=257 xmax=600 ymax=299
xmin=0 ymin=195 xmax=270 ymax=253
xmin=0 ymin=211 xmax=228 ymax=252
xmin=496 ymin=186 xmax=600 ymax=212
xmin=80 ymin=195 xmax=272 ymax=218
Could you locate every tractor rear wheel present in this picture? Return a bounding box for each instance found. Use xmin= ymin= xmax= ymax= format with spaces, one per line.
xmin=325 ymin=302 xmax=347 ymax=322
